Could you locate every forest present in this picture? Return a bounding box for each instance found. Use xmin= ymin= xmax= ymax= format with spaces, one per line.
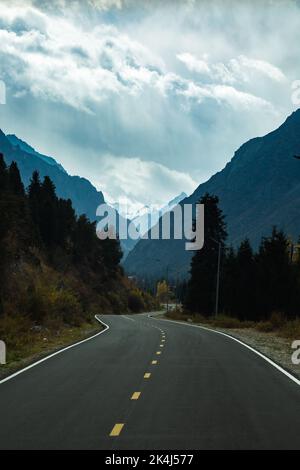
xmin=0 ymin=154 xmax=156 ymax=364
xmin=184 ymin=194 xmax=300 ymax=323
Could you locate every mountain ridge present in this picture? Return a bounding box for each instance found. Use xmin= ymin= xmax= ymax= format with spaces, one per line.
xmin=124 ymin=108 xmax=300 ymax=280
xmin=0 ymin=130 xmax=137 ymax=257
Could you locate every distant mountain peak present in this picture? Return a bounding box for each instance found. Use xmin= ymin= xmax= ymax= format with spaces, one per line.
xmin=124 ymin=109 xmax=300 ymax=280
xmin=7 ymin=134 xmax=67 ymax=174
xmin=167 ymin=192 xmax=187 ymax=207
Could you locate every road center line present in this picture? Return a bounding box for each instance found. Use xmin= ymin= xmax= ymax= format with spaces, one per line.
xmin=131 ymin=392 xmax=141 ymax=400
xmin=110 ymin=423 xmax=124 ymax=437
xmin=150 ymin=314 xmax=300 ymax=387
xmin=144 ymin=373 xmax=151 ymax=379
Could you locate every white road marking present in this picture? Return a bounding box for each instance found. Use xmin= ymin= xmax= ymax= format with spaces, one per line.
xmin=149 ymin=315 xmax=300 ymax=387
xmin=122 ymin=315 xmax=135 ymax=322
xmin=0 ymin=316 xmax=109 ymax=385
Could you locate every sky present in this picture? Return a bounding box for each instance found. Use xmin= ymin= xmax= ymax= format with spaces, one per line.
xmin=0 ymin=0 xmax=300 ymax=214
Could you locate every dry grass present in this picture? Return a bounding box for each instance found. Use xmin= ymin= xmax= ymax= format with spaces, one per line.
xmin=166 ymin=309 xmax=300 ymax=339
xmin=0 ymin=314 xmax=102 ymax=379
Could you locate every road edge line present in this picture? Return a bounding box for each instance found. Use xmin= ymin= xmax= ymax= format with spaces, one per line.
xmin=149 ymin=314 xmax=300 ymax=387
xmin=0 ymin=315 xmax=109 ymax=385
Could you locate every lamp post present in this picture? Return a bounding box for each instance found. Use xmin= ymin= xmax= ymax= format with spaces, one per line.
xmin=210 ymin=238 xmax=222 ymax=317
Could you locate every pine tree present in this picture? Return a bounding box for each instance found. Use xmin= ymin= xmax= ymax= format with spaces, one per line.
xmin=0 ymin=153 xmax=7 ymax=193
xmin=40 ymin=176 xmax=58 ymax=247
xmin=184 ymin=193 xmax=227 ymax=315
xmin=256 ymin=227 xmax=298 ymax=318
xmin=235 ymin=239 xmax=257 ymax=320
xmin=221 ymin=246 xmax=238 ymax=315
xmin=57 ymin=198 xmax=76 ymax=248
xmin=28 ymin=171 xmax=41 ymax=223
xmin=8 ymin=161 xmax=25 ymax=196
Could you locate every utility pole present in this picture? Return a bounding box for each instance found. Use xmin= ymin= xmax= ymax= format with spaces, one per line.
xmin=166 ymin=265 xmax=169 ymax=315
xmin=210 ymin=238 xmax=222 ymax=317
xmin=215 ymin=241 xmax=221 ymax=317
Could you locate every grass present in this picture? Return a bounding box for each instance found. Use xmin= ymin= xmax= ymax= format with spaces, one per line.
xmin=166 ymin=308 xmax=300 ymax=339
xmin=0 ymin=314 xmax=103 ymax=379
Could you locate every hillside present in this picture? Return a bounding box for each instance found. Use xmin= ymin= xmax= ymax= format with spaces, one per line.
xmin=124 ymin=109 xmax=300 ymax=280
xmin=0 ymin=156 xmax=157 ymax=368
xmin=0 ymin=130 xmax=136 ymax=258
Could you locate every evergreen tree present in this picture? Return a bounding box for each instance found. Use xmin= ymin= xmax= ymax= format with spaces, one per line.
xmin=235 ymin=239 xmax=257 ymax=320
xmin=256 ymin=227 xmax=298 ymax=318
xmin=184 ymin=194 xmax=227 ymax=315
xmin=221 ymin=246 xmax=238 ymax=315
xmin=40 ymin=176 xmax=58 ymax=247
xmin=8 ymin=161 xmax=25 ymax=196
xmin=57 ymin=198 xmax=76 ymax=248
xmin=28 ymin=171 xmax=42 ymax=229
xmin=101 ymin=237 xmax=123 ymax=274
xmin=0 ymin=153 xmax=7 ymax=192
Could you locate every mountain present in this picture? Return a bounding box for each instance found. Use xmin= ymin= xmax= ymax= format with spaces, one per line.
xmin=0 ymin=130 xmax=135 ymax=257
xmin=124 ymin=109 xmax=300 ymax=280
xmin=7 ymin=134 xmax=67 ymax=174
xmin=0 ymin=129 xmax=105 ymax=221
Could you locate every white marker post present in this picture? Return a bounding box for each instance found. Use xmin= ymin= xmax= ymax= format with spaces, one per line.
xmin=0 ymin=340 xmax=6 ymax=365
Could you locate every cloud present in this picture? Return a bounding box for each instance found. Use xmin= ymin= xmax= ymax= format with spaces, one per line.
xmin=0 ymin=0 xmax=299 ymax=212
xmin=90 ymin=155 xmax=197 ymax=210
xmin=177 ymin=52 xmax=210 ymax=75
xmin=88 ymin=0 xmax=125 ymax=9
xmin=177 ymin=51 xmax=286 ymax=85
xmin=0 ymin=3 xmax=275 ymax=116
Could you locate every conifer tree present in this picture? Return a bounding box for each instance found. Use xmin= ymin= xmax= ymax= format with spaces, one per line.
xmin=184 ymin=193 xmax=227 ymax=315
xmin=8 ymin=161 xmax=25 ymax=196
xmin=256 ymin=227 xmax=298 ymax=318
xmin=0 ymin=153 xmax=7 ymax=193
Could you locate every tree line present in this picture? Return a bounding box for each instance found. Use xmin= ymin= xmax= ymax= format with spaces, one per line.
xmin=0 ymin=154 xmax=126 ymax=320
xmin=184 ymin=193 xmax=300 ymax=320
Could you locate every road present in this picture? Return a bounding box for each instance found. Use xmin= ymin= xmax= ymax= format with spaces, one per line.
xmin=0 ymin=313 xmax=300 ymax=450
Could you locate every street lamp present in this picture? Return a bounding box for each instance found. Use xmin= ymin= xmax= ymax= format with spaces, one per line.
xmin=210 ymin=238 xmax=222 ymax=317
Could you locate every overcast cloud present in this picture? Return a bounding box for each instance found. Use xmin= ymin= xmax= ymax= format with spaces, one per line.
xmin=0 ymin=0 xmax=299 ymax=211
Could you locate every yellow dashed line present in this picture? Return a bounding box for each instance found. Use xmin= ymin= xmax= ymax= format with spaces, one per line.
xmin=152 ymin=360 xmax=158 ymax=365
xmin=131 ymin=392 xmax=141 ymax=400
xmin=156 ymin=351 xmax=162 ymax=355
xmin=144 ymin=373 xmax=151 ymax=379
xmin=110 ymin=423 xmax=124 ymax=437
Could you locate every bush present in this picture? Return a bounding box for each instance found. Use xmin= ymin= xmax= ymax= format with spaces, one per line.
xmin=269 ymin=311 xmax=286 ymax=329
xmin=210 ymin=315 xmax=243 ymax=329
xmin=256 ymin=321 xmax=274 ymax=332
xmin=128 ymin=291 xmax=145 ymax=313
xmin=278 ymin=318 xmax=300 ymax=339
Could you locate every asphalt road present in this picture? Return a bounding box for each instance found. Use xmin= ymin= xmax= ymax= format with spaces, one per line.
xmin=0 ymin=313 xmax=300 ymax=450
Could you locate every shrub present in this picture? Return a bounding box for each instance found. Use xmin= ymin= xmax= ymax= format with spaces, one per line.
xmin=278 ymin=318 xmax=300 ymax=339
xmin=128 ymin=291 xmax=145 ymax=313
xmin=256 ymin=321 xmax=274 ymax=332
xmin=269 ymin=311 xmax=286 ymax=329
xmin=210 ymin=315 xmax=242 ymax=329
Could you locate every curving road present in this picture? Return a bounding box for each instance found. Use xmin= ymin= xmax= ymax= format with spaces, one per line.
xmin=0 ymin=313 xmax=300 ymax=450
